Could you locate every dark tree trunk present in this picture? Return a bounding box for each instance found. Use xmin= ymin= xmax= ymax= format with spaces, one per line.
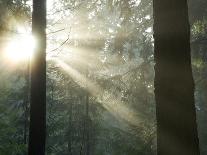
xmin=28 ymin=0 xmax=46 ymax=154
xmin=153 ymin=0 xmax=200 ymax=155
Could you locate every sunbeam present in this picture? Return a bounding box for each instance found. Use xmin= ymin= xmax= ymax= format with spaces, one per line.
xmin=54 ymin=58 xmax=142 ymax=127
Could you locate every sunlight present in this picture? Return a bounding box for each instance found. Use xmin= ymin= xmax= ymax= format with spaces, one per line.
xmin=55 ymin=58 xmax=142 ymax=127
xmin=5 ymin=34 xmax=36 ymax=62
xmin=57 ymin=46 xmax=104 ymax=70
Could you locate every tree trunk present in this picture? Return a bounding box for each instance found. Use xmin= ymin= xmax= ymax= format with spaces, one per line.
xmin=28 ymin=0 xmax=46 ymax=154
xmin=153 ymin=0 xmax=200 ymax=154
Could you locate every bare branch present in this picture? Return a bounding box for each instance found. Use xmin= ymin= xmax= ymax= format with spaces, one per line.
xmin=47 ymin=28 xmax=65 ymax=35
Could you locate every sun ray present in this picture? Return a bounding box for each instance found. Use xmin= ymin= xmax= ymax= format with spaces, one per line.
xmin=55 ymin=46 xmax=105 ymax=71
xmin=54 ymin=58 xmax=142 ymax=127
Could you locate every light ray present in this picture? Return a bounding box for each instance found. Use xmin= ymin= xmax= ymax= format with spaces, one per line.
xmin=56 ymin=46 xmax=105 ymax=71
xmin=54 ymin=58 xmax=142 ymax=127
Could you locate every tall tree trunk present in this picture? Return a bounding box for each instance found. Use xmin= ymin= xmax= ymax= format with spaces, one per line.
xmin=153 ymin=0 xmax=200 ymax=154
xmin=28 ymin=0 xmax=46 ymax=154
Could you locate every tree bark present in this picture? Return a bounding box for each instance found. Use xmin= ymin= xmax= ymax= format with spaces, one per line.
xmin=153 ymin=0 xmax=200 ymax=154
xmin=28 ymin=0 xmax=46 ymax=154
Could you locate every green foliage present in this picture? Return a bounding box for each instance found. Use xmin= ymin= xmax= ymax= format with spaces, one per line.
xmin=0 ymin=70 xmax=27 ymax=154
xmin=2 ymin=0 xmax=156 ymax=154
xmin=45 ymin=0 xmax=156 ymax=154
xmin=1 ymin=0 xmax=207 ymax=154
xmin=0 ymin=0 xmax=30 ymax=34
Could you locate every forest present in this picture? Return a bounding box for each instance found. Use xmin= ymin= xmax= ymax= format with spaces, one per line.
xmin=0 ymin=0 xmax=206 ymax=155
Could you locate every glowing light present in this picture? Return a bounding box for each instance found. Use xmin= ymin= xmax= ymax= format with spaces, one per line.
xmin=5 ymin=35 xmax=36 ymax=62
xmin=145 ymin=27 xmax=152 ymax=33
xmin=54 ymin=59 xmax=141 ymax=126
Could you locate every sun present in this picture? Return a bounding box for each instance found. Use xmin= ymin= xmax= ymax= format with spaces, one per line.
xmin=5 ymin=34 xmax=36 ymax=62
